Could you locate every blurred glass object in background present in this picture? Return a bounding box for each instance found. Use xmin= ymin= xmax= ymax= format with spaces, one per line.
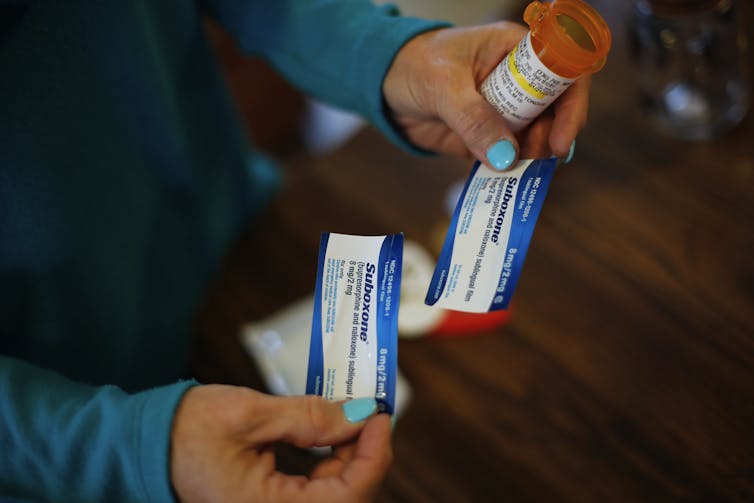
xmin=629 ymin=0 xmax=750 ymax=140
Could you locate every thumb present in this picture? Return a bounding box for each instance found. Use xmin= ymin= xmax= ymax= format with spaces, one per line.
xmin=255 ymin=395 xmax=378 ymax=449
xmin=442 ymin=90 xmax=519 ymax=171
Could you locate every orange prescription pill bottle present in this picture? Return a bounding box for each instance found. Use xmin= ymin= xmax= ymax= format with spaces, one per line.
xmin=481 ymin=0 xmax=612 ymax=132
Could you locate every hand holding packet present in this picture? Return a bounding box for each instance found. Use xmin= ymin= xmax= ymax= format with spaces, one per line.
xmin=426 ymin=158 xmax=557 ymax=313
xmin=306 ymin=232 xmax=403 ymax=414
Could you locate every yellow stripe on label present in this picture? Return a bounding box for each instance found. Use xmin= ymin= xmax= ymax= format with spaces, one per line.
xmin=508 ymin=51 xmax=546 ymax=100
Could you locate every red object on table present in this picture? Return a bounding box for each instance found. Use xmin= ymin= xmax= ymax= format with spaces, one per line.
xmin=430 ymin=306 xmax=513 ymax=337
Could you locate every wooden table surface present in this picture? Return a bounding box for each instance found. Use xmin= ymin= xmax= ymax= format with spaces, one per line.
xmin=191 ymin=2 xmax=754 ymax=500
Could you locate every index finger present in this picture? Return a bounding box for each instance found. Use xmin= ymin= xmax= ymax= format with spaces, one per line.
xmin=264 ymin=414 xmax=392 ymax=503
xmin=340 ymin=414 xmax=393 ymax=490
xmin=312 ymin=414 xmax=393 ymax=501
xmin=549 ymin=74 xmax=592 ymax=157
xmin=314 ymin=414 xmax=393 ymax=483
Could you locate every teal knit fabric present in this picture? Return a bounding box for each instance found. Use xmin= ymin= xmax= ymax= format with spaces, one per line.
xmin=0 ymin=1 xmax=447 ymax=501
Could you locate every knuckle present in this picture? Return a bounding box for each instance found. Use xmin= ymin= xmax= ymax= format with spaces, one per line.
xmin=579 ymin=110 xmax=589 ymax=130
xmin=384 ymin=443 xmax=395 ymax=466
xmin=303 ymin=395 xmax=329 ymax=434
xmin=450 ymin=100 xmax=491 ymax=142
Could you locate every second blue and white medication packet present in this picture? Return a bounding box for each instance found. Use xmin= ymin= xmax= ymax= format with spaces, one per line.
xmin=426 ymin=158 xmax=557 ymax=312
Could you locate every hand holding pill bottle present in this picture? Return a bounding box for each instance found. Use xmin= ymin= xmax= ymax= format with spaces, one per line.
xmin=481 ymin=0 xmax=612 ymax=132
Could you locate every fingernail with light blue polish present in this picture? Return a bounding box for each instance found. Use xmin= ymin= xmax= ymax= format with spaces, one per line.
xmin=342 ymin=397 xmax=377 ymax=423
xmin=564 ymin=140 xmax=576 ymax=164
xmin=486 ymin=140 xmax=516 ymax=171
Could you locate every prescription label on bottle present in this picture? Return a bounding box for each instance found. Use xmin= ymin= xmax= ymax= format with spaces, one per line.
xmin=306 ymin=232 xmax=403 ymax=414
xmin=481 ymin=33 xmax=575 ymax=132
xmin=425 ymin=158 xmax=556 ymax=313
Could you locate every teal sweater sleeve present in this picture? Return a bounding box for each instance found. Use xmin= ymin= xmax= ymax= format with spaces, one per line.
xmin=0 ymin=2 xmax=448 ymax=502
xmin=0 ymin=356 xmax=197 ymax=503
xmin=200 ymin=0 xmax=451 ymax=152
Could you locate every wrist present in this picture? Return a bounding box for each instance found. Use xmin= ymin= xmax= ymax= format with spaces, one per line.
xmin=383 ymin=27 xmax=446 ymax=117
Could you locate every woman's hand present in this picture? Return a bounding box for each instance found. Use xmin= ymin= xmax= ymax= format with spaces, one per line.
xmin=171 ymin=385 xmax=392 ymax=503
xmin=383 ymin=22 xmax=590 ymax=168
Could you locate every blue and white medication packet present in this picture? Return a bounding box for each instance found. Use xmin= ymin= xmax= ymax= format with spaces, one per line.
xmin=426 ymin=158 xmax=557 ymax=313
xmin=306 ymin=232 xmax=403 ymax=414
